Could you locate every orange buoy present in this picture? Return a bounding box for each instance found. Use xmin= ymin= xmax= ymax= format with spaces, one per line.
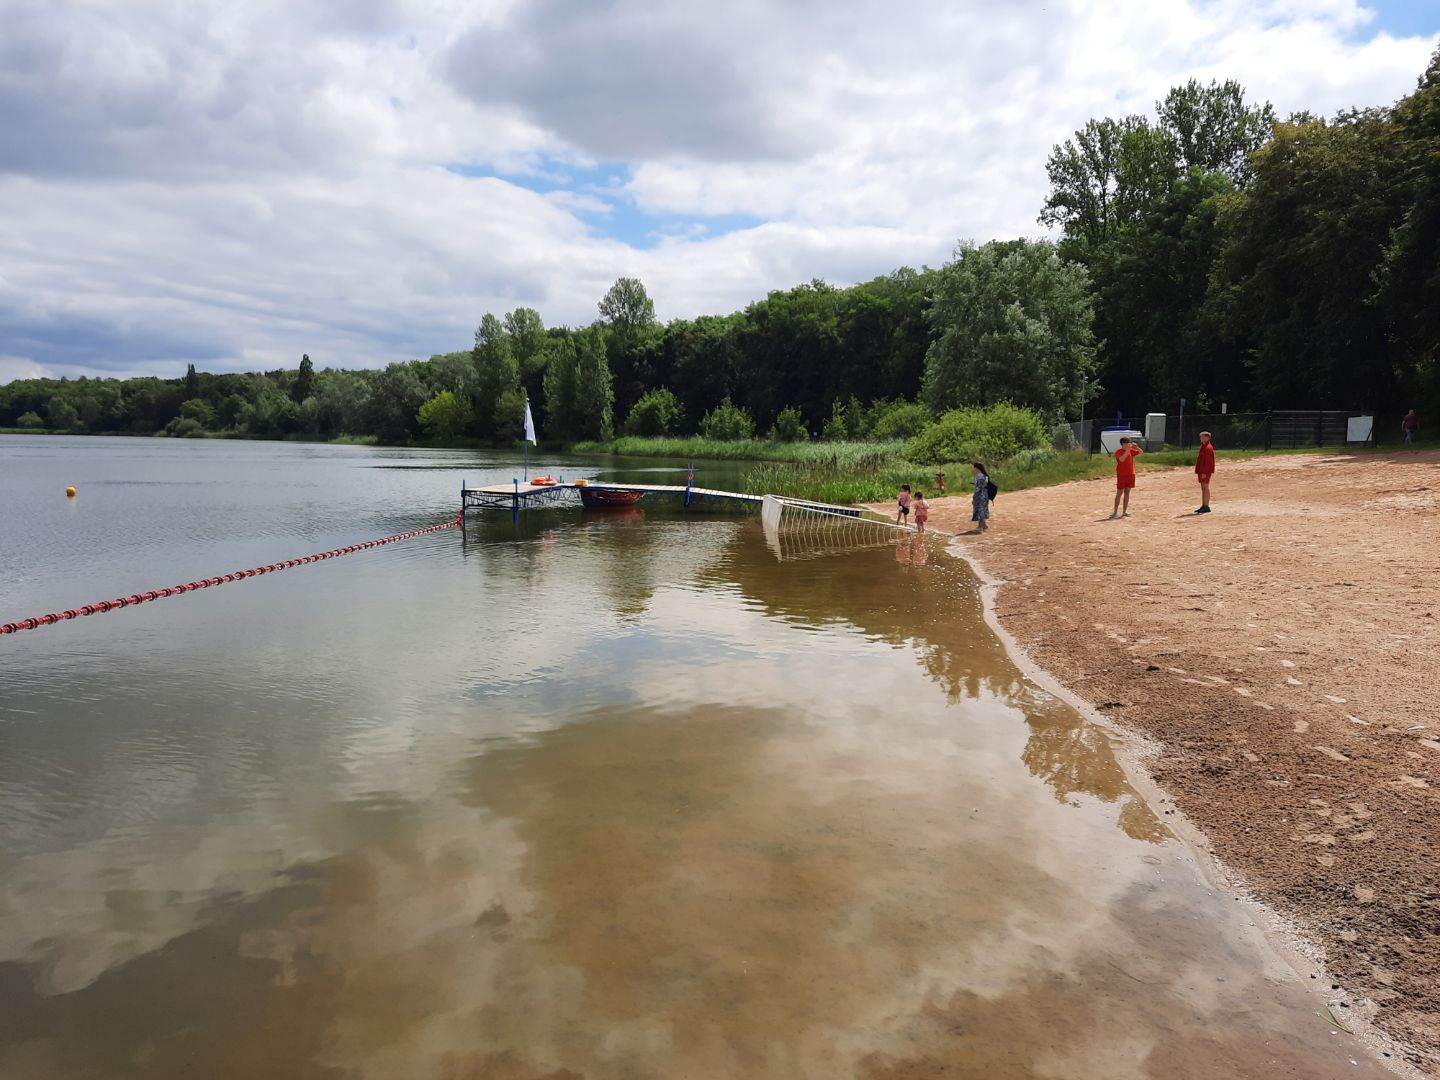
xmin=66 ymin=486 xmax=76 ymax=497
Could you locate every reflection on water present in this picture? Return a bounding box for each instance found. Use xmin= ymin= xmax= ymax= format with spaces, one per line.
xmin=0 ymin=439 xmax=1391 ymax=1078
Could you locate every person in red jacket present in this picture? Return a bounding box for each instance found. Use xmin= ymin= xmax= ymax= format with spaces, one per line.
xmin=1194 ymin=431 xmax=1215 ymax=514
xmin=1109 ymin=437 xmax=1142 ymax=519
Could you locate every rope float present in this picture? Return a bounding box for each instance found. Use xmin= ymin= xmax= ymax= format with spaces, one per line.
xmin=0 ymin=513 xmax=462 ymax=637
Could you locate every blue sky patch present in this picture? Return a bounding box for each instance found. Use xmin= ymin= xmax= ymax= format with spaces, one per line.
xmin=446 ymin=159 xmax=762 ymax=250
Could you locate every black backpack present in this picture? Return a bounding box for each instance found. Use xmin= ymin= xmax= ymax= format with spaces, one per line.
xmin=986 ymin=477 xmax=998 ymax=501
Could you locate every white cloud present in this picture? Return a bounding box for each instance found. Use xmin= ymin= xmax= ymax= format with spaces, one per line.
xmin=0 ymin=0 xmax=1434 ymax=377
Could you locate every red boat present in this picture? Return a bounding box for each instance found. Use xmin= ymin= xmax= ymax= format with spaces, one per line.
xmin=579 ymin=486 xmax=645 ymax=508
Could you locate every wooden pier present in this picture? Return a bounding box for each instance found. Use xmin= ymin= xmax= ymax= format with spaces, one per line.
xmin=460 ymin=480 xmax=859 ymax=520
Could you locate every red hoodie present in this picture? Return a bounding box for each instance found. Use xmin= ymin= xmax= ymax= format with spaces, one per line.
xmin=1196 ymin=442 xmax=1215 ymax=477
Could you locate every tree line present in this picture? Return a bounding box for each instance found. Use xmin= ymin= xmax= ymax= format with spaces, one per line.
xmin=3 ymin=47 xmax=1436 ymax=444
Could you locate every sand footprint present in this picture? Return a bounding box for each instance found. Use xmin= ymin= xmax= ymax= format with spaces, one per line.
xmin=1313 ymin=745 xmax=1350 ymax=763
xmin=1293 ymin=718 xmax=1310 ymax=732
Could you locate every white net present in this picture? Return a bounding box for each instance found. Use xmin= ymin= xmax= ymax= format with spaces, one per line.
xmin=760 ymin=495 xmax=907 ymax=561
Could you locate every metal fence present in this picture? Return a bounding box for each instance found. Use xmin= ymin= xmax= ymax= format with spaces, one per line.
xmin=1067 ymin=410 xmax=1373 ymax=453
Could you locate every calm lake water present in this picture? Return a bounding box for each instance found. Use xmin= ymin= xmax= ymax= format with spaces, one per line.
xmin=0 ymin=437 xmax=1389 ymax=1079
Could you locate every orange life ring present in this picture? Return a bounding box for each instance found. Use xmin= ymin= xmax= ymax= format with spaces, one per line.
xmin=531 ymin=476 xmax=557 ymax=485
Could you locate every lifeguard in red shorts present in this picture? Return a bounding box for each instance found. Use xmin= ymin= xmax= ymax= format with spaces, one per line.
xmin=1194 ymin=431 xmax=1215 ymax=514
xmin=1109 ymin=437 xmax=1142 ymax=520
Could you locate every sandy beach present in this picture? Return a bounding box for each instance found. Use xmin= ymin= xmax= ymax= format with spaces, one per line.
xmin=894 ymin=450 xmax=1440 ymax=1074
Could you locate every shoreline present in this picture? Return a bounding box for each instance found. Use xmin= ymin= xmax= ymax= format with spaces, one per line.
xmin=870 ymin=452 xmax=1440 ymax=1075
xmin=944 ymin=533 xmax=1422 ymax=1078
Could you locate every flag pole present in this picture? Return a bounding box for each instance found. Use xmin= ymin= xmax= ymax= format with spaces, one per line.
xmin=524 ymin=399 xmax=529 ymax=483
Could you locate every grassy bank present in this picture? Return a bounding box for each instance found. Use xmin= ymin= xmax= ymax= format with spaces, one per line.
xmin=743 ymin=446 xmax=1318 ymax=504
xmin=572 ymin=435 xmax=906 ymax=464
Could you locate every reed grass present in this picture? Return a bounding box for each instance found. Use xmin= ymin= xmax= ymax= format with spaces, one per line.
xmin=573 ymin=436 xmax=907 ymax=464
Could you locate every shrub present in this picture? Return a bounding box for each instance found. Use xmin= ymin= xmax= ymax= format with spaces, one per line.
xmin=1050 ymin=421 xmax=1079 ymax=452
xmin=624 ymin=388 xmax=684 ymax=437
xmin=16 ymin=411 xmax=44 ymax=429
xmin=164 ymin=417 xmax=205 ymax=438
xmin=1006 ymin=446 xmax=1061 ymax=471
xmin=822 ymin=400 xmax=849 ymax=441
xmin=768 ymin=405 xmax=809 ymax=442
xmin=904 ymin=402 xmax=1048 ymax=464
xmin=870 ymin=400 xmax=931 ymax=441
xmin=699 ymin=397 xmax=755 ymax=441
xmin=418 ymin=390 xmax=474 ymax=441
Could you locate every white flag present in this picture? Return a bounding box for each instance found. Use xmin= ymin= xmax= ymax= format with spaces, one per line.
xmin=523 ymin=398 xmax=537 ymax=445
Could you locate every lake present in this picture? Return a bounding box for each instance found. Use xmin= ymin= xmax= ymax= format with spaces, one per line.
xmin=0 ymin=437 xmax=1390 ymax=1079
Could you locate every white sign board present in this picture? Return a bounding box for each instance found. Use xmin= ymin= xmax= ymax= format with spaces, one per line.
xmin=1347 ymin=415 xmax=1374 ymax=443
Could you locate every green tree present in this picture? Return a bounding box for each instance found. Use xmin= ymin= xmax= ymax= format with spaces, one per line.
xmin=699 ymin=397 xmax=755 ymax=441
xmin=178 ymin=397 xmax=216 ymax=428
xmin=598 ymin=277 xmax=656 ymax=339
xmin=16 ymin=410 xmax=43 ymax=429
xmin=184 ymin=363 xmax=199 ymax=398
xmin=364 ymin=362 xmax=428 ymax=443
xmin=572 ymin=327 xmax=615 ymax=441
xmin=1039 ymin=116 xmax=1177 ymax=256
xmin=504 ymin=307 xmax=548 ymax=404
xmin=1093 ymin=170 xmax=1240 ymax=411
xmin=768 ymin=405 xmax=809 ymax=441
xmin=624 ymin=387 xmax=684 ymax=436
xmin=418 ymin=390 xmax=473 ymax=441
xmin=1209 ymin=111 xmax=1406 ymax=407
xmin=471 ymin=313 xmax=521 ymax=439
xmin=922 ymin=240 xmax=1097 ymax=421
xmin=294 ymin=354 xmax=315 ymax=403
xmin=45 ymin=397 xmax=79 ymax=431
xmin=1156 ymin=79 xmax=1276 ymax=186
xmin=1376 ymin=48 xmax=1440 ymax=415
xmin=543 ymin=336 xmax=580 ymax=440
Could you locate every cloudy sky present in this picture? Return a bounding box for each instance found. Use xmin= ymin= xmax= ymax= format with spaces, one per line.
xmin=2 ymin=0 xmax=1436 ymax=382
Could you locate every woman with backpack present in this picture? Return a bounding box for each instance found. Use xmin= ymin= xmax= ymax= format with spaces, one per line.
xmin=967 ymin=462 xmax=992 ymax=534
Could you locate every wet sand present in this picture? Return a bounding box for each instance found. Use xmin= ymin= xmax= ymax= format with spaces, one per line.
xmin=912 ymin=450 xmax=1440 ymax=1075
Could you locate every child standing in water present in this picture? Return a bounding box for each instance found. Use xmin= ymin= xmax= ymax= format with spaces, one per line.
xmin=896 ymin=484 xmax=912 ymax=527
xmin=1110 ymin=437 xmax=1142 ymax=519
xmin=913 ymin=490 xmax=929 ymax=533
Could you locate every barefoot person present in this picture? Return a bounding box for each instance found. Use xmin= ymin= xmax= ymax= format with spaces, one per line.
xmin=896 ymin=484 xmax=912 ymax=527
xmin=967 ymin=463 xmax=990 ymax=534
xmin=1195 ymin=431 xmax=1215 ymax=514
xmin=913 ymin=490 xmax=929 ymax=534
xmin=1109 ymin=436 xmax=1142 ymax=519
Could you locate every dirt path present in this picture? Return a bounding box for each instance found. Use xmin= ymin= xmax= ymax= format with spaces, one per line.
xmin=905 ymin=451 xmax=1440 ymax=1075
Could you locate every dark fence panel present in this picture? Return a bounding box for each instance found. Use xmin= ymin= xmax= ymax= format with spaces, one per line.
xmin=1167 ymin=412 xmax=1269 ymax=450
xmin=1268 ymin=410 xmax=1364 ymax=449
xmin=1071 ymin=409 xmax=1370 ymax=452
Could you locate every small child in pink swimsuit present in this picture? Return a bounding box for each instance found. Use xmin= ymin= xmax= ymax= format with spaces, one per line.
xmin=912 ymin=491 xmax=929 ymax=533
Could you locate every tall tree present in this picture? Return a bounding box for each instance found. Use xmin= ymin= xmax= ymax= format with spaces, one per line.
xmin=1039 ymin=116 xmax=1177 ymax=256
xmin=599 ymin=278 xmax=659 ymax=418
xmin=294 ymin=353 xmax=314 ymax=403
xmin=598 ymin=277 xmax=656 ymax=339
xmin=184 ymin=363 xmax=199 ymax=398
xmin=572 ymin=327 xmax=616 ymax=442
xmin=1376 ymin=48 xmax=1440 ymax=414
xmin=542 ymin=336 xmax=580 ymax=440
xmin=1208 ymin=111 xmax=1407 ymax=407
xmin=471 ymin=313 xmax=521 ymax=438
xmin=503 ymin=307 xmax=548 ymax=404
xmin=922 ymin=240 xmax=1097 ymax=422
xmin=1156 ymin=79 xmax=1276 ymax=186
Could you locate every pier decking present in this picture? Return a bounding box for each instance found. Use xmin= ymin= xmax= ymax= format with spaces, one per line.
xmin=460 ymin=480 xmax=859 ymax=520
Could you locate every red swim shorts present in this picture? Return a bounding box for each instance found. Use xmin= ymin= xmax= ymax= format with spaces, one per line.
xmin=1116 ymin=475 xmax=1135 ymax=489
